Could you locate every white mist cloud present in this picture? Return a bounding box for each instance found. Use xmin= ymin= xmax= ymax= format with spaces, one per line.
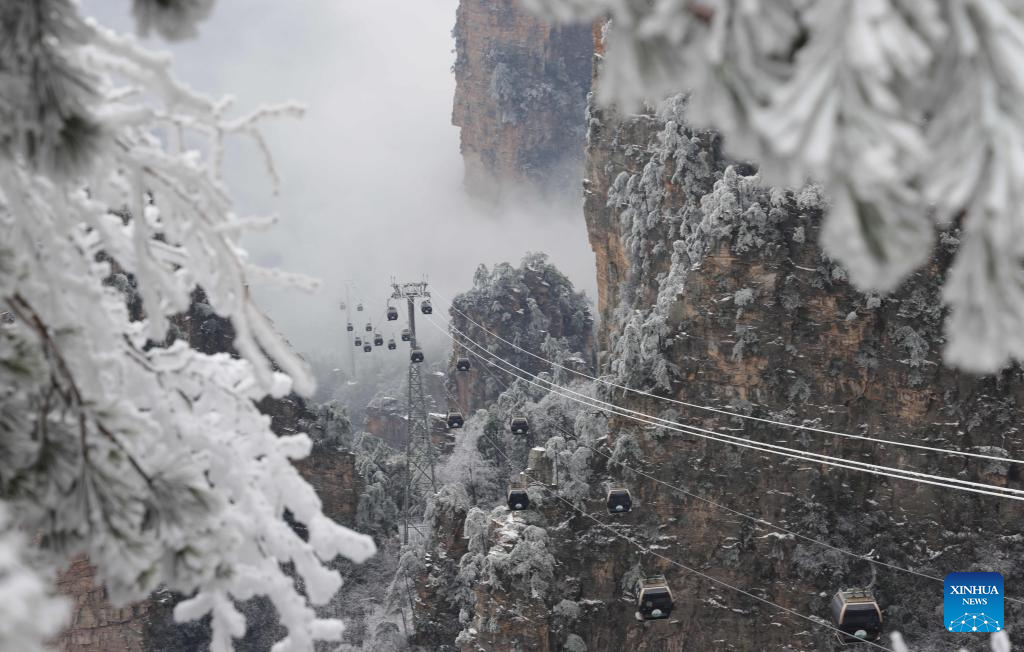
xmin=81 ymin=0 xmax=596 ymax=366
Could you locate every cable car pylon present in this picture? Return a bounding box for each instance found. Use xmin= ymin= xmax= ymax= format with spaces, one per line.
xmin=391 ymin=276 xmax=436 ymax=544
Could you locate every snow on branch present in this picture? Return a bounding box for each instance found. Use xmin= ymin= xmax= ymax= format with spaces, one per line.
xmin=0 ymin=1 xmax=374 ymax=650
xmin=523 ymin=0 xmax=1024 ymax=374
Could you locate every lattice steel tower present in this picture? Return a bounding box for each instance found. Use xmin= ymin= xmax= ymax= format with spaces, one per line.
xmin=391 ymin=278 xmax=437 ymax=543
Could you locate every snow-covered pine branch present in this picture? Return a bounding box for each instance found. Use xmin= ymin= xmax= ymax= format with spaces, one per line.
xmin=0 ymin=1 xmax=374 ymax=650
xmin=523 ymin=0 xmax=1024 ymax=374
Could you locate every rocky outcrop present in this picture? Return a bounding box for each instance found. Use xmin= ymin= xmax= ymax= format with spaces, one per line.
xmin=452 ymin=0 xmax=592 ymax=199
xmin=365 ymin=395 xmax=409 ymax=449
xmin=447 ymin=253 xmax=594 ymax=413
xmin=419 ymin=26 xmax=1024 ymax=652
xmin=54 ymin=557 xmax=149 ymax=652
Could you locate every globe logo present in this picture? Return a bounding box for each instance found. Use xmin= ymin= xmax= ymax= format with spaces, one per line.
xmin=947 ymin=613 xmax=1000 ymax=633
xmin=944 ymin=572 xmax=1004 ymax=634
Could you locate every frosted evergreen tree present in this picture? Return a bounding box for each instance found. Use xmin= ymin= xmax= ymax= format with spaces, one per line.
xmin=353 ymin=433 xmax=400 ymax=538
xmin=524 ymin=0 xmax=1024 ymax=374
xmin=437 ymin=414 xmax=502 ymax=507
xmin=0 ymin=1 xmax=374 ymax=650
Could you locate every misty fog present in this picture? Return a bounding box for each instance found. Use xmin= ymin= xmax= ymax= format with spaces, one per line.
xmin=82 ymin=0 xmax=597 ymax=372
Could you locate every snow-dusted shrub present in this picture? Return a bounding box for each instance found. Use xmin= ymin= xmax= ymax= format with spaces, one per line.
xmin=552 ymin=599 xmax=581 ymax=621
xmin=491 ymin=525 xmax=556 ymax=599
xmin=609 ymin=434 xmax=644 ymax=473
xmin=438 ymin=418 xmax=502 ymax=507
xmin=731 ymin=325 xmax=760 ymax=363
xmin=734 ymin=287 xmax=755 ymax=307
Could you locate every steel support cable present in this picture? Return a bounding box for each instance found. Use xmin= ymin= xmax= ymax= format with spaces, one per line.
xmin=472 ymin=425 xmax=896 ymax=652
xmin=432 ymin=288 xmax=1024 ymax=467
xmin=425 ymin=314 xmax=1024 ymax=501
xmin=445 ymin=318 xmax=1024 ymax=606
xmin=453 ymin=330 xmax=990 ymax=597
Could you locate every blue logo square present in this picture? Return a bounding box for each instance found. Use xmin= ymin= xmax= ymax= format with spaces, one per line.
xmin=944 ymin=572 xmax=1004 ymax=633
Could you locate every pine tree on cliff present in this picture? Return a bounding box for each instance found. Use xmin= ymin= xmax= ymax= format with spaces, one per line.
xmin=526 ymin=0 xmax=1024 ymax=376
xmin=0 ymin=1 xmax=374 ymax=650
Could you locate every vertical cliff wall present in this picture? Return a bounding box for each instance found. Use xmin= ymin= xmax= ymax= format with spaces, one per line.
xmin=452 ymin=0 xmax=592 ymax=199
xmin=418 ymin=25 xmax=1024 ymax=652
xmin=568 ymin=88 xmax=1024 ymax=650
xmin=54 ymin=557 xmax=150 ymax=652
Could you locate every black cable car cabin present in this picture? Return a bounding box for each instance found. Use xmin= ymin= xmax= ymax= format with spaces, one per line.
xmin=387 ymin=338 xmax=397 ymax=350
xmin=456 ymin=356 xmax=471 ymax=371
xmin=507 ymin=486 xmax=529 ymax=511
xmin=411 ymin=347 xmax=424 ymax=363
xmin=401 ymin=328 xmax=411 ymax=342
xmin=356 ymin=303 xmax=363 ymax=311
xmin=421 ymin=299 xmax=432 ymax=314
xmin=446 ymin=411 xmax=464 ymax=429
xmin=387 ymin=306 xmax=399 ymax=321
xmin=374 ymin=333 xmax=384 ymax=346
xmin=635 ymin=575 xmax=674 ymax=621
xmin=354 ymin=337 xmax=362 ymax=346
xmin=346 ymin=322 xmax=354 ymax=332
xmin=363 ymin=342 xmax=372 ymax=353
xmin=365 ymin=322 xmax=372 ymax=332
xmin=606 ymin=487 xmax=632 ymax=513
xmin=510 ymin=416 xmax=530 ymax=435
xmin=830 ymin=589 xmax=882 ymax=642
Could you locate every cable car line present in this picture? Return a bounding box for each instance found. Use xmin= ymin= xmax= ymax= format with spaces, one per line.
xmin=445 ymin=320 xmax=1024 ymax=500
xmin=441 ymin=316 xmax=1024 ymax=499
xmin=425 ymin=315 xmax=1024 ymax=501
xmin=439 ymin=384 xmax=466 ymax=430
xmin=472 ymin=427 xmax=895 ymax=651
xmin=454 ymin=335 xmax=1024 ymax=605
xmin=463 ymin=335 xmax=1024 ymax=501
xmin=432 ymin=288 xmax=1024 ymax=467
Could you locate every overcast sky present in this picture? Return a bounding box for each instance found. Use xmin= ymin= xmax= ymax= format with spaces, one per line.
xmin=82 ymin=0 xmax=596 ymax=365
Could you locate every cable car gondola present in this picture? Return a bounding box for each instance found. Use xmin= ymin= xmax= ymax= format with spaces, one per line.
xmin=346 ymin=322 xmax=354 ymax=332
xmin=387 ymin=338 xmax=397 ymax=350
xmin=401 ymin=328 xmax=411 ymax=342
xmin=387 ymin=306 xmax=399 ymax=321
xmin=446 ymin=410 xmax=464 ymax=429
xmin=635 ymin=575 xmax=674 ymax=621
xmin=607 ymin=487 xmax=632 ymax=513
xmin=421 ymin=299 xmax=432 ymax=314
xmin=363 ymin=342 xmax=372 ymax=353
xmin=356 ymin=303 xmax=363 ymax=311
xmin=339 ymin=301 xmax=346 ymax=310
xmin=510 ymin=416 xmax=530 ymax=435
xmin=410 ymin=347 xmax=424 ymax=363
xmin=365 ymin=322 xmax=372 ymax=332
xmin=507 ymin=486 xmax=529 ymax=511
xmin=354 ymin=336 xmax=362 ymax=346
xmin=374 ymin=333 xmax=384 ymax=346
xmin=456 ymin=356 xmax=471 ymax=371
xmin=830 ymin=589 xmax=882 ymax=643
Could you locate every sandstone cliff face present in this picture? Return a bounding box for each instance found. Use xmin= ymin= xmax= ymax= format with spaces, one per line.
xmin=419 ymin=34 xmax=1024 ymax=652
xmin=569 ymin=92 xmax=1024 ymax=650
xmin=54 ymin=557 xmax=150 ymax=652
xmin=452 ymin=0 xmax=592 ymax=199
xmin=365 ymin=395 xmax=410 ymax=449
